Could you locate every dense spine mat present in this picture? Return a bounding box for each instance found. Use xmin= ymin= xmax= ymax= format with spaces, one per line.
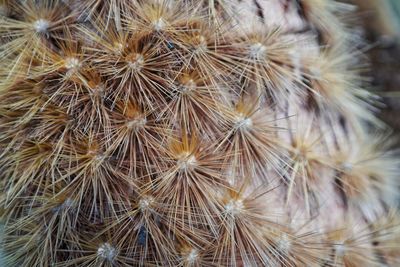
xmin=0 ymin=0 xmax=399 ymax=266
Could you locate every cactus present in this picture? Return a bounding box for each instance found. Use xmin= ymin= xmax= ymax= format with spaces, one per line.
xmin=0 ymin=0 xmax=399 ymax=266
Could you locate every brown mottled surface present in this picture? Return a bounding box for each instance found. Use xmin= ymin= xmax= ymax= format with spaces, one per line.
xmin=370 ymin=39 xmax=400 ymax=137
xmin=350 ymin=0 xmax=400 ymax=142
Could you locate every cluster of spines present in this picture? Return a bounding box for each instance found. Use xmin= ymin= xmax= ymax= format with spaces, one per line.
xmin=0 ymin=0 xmax=399 ymax=266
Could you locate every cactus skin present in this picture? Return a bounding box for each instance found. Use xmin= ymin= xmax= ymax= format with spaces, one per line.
xmin=0 ymin=0 xmax=399 ymax=266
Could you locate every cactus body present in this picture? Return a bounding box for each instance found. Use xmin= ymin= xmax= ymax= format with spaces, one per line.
xmin=0 ymin=0 xmax=399 ymax=266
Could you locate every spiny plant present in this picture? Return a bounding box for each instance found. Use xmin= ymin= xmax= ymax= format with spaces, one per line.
xmin=0 ymin=0 xmax=399 ymax=266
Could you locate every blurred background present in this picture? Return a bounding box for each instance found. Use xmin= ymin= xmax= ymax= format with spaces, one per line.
xmin=348 ymin=0 xmax=400 ymax=144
